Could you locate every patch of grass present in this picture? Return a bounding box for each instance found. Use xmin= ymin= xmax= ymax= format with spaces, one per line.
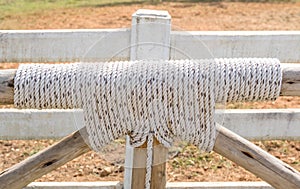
xmin=169 ymin=144 xmax=220 ymax=169
xmin=0 ymin=0 xmax=145 ymax=19
xmin=165 ymin=0 xmax=297 ymax=2
xmin=1 ymin=0 xmax=298 ymax=20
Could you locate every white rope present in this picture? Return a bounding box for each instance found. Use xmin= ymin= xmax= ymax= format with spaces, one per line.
xmin=14 ymin=58 xmax=282 ymax=189
xmin=145 ymin=132 xmax=153 ymax=189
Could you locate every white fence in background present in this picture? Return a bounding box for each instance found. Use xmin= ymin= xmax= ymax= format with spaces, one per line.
xmin=1 ymin=30 xmax=300 ymax=63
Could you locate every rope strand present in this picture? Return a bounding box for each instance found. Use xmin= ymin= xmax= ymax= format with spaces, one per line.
xmin=145 ymin=132 xmax=153 ymax=189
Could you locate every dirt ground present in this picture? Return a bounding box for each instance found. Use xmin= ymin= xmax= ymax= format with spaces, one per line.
xmin=1 ymin=2 xmax=300 ymax=30
xmin=1 ymin=1 xmax=300 ymax=183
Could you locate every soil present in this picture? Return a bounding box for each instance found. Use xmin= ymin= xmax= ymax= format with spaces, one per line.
xmin=1 ymin=2 xmax=300 ymax=30
xmin=0 ymin=1 xmax=300 ymax=184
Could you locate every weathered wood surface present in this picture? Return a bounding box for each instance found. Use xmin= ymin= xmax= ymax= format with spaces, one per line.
xmin=0 ymin=128 xmax=90 ymax=189
xmin=1 ymin=63 xmax=300 ymax=105
xmin=281 ymin=63 xmax=300 ymax=96
xmin=21 ymin=181 xmax=274 ymax=189
xmin=128 ymin=139 xmax=167 ymax=189
xmin=24 ymin=181 xmax=274 ymax=189
xmin=25 ymin=181 xmax=123 ymax=189
xmin=1 ymin=125 xmax=299 ymax=189
xmin=214 ymin=125 xmax=300 ymax=189
xmin=166 ymin=182 xmax=273 ymax=189
xmin=0 ymin=69 xmax=15 ymax=104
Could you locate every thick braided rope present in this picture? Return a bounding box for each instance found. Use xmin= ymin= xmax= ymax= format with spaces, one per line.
xmin=14 ymin=58 xmax=282 ymax=188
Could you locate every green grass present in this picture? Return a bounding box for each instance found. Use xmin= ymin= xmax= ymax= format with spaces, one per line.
xmin=0 ymin=0 xmax=146 ymax=19
xmin=1 ymin=0 xmax=298 ymax=20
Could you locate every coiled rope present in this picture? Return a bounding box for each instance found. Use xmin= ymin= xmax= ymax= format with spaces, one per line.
xmin=14 ymin=58 xmax=282 ymax=189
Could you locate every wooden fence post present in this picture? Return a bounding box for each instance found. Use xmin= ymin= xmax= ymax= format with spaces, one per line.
xmin=124 ymin=9 xmax=171 ymax=189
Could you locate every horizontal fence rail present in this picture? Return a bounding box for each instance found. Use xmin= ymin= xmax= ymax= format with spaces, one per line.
xmin=170 ymin=31 xmax=300 ymax=62
xmin=0 ymin=109 xmax=83 ymax=139
xmin=0 ymin=29 xmax=131 ymax=62
xmin=1 ymin=109 xmax=299 ymax=140
xmin=1 ymin=30 xmax=300 ymax=63
xmin=23 ymin=182 xmax=274 ymax=189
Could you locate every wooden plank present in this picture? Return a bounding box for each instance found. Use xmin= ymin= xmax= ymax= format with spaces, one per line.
xmin=0 ymin=128 xmax=91 ymax=189
xmin=0 ymin=69 xmax=15 ymax=104
xmin=2 ymin=31 xmax=300 ymax=63
xmin=1 ymin=109 xmax=300 ymax=140
xmin=23 ymin=181 xmax=274 ymax=189
xmin=0 ymin=29 xmax=130 ymax=63
xmin=219 ymin=109 xmax=300 ymax=140
xmin=25 ymin=182 xmax=123 ymax=189
xmin=128 ymin=139 xmax=167 ymax=189
xmin=1 ymin=125 xmax=299 ymax=189
xmin=151 ymin=139 xmax=167 ymax=189
xmin=281 ymin=63 xmax=300 ymax=96
xmin=0 ymin=109 xmax=83 ymax=140
xmin=170 ymin=31 xmax=300 ymax=63
xmin=166 ymin=182 xmax=273 ymax=189
xmin=214 ymin=125 xmax=300 ymax=189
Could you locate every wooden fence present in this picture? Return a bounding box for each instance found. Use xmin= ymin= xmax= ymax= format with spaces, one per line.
xmin=1 ymin=30 xmax=300 ymax=63
xmin=1 ymin=9 xmax=300 ymax=189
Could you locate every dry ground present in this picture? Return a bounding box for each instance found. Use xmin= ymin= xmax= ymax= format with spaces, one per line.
xmin=0 ymin=1 xmax=300 ymax=183
xmin=1 ymin=2 xmax=300 ymax=30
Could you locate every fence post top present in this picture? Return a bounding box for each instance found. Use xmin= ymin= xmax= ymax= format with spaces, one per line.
xmin=132 ymin=9 xmax=171 ymax=20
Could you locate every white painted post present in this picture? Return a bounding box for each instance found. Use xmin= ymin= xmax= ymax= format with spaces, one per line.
xmin=130 ymin=9 xmax=171 ymax=60
xmin=124 ymin=9 xmax=171 ymax=189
